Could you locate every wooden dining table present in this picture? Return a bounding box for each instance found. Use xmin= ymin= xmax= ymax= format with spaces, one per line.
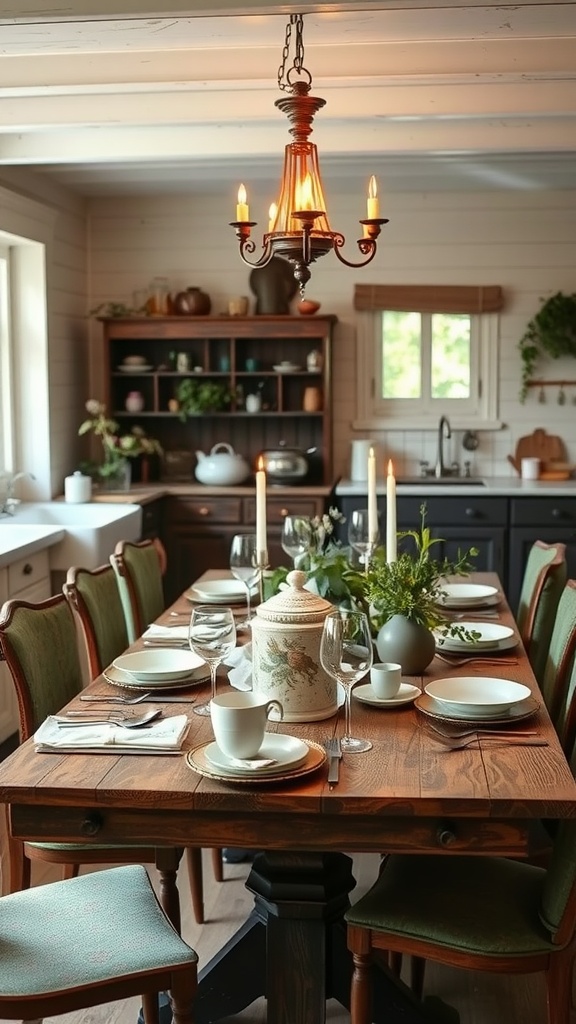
xmin=0 ymin=571 xmax=575 ymax=1024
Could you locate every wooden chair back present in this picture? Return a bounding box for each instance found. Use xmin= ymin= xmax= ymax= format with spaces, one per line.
xmin=110 ymin=538 xmax=166 ymax=643
xmin=64 ymin=562 xmax=129 ymax=679
xmin=516 ymin=540 xmax=567 ymax=685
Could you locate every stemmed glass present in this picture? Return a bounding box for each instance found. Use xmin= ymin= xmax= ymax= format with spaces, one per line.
xmin=320 ymin=609 xmax=374 ymax=753
xmin=348 ymin=509 xmax=379 ymax=569
xmin=229 ymin=533 xmax=260 ymax=628
xmin=188 ymin=605 xmax=236 ymax=717
xmin=281 ymin=515 xmax=312 ymax=568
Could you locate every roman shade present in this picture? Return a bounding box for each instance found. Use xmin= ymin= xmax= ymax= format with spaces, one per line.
xmin=354 ymin=284 xmax=504 ymax=313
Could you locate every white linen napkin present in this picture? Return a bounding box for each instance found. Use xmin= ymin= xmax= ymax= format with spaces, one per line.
xmin=223 ymin=643 xmax=252 ymax=690
xmin=34 ymin=714 xmax=190 ymax=754
xmin=228 ymin=756 xmax=277 ymax=770
xmin=143 ymin=624 xmax=188 ymax=645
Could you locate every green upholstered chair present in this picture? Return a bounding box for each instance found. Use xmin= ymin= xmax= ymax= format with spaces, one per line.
xmin=539 ymin=579 xmax=576 ymax=727
xmin=0 ymin=592 xmax=177 ymax=912
xmin=111 ymin=537 xmax=167 ymax=644
xmin=109 ymin=538 xmax=224 ymax=921
xmin=0 ymin=864 xmax=197 ymax=1024
xmin=516 ymin=541 xmax=567 ymax=687
xmin=346 ymin=819 xmax=576 ymax=1024
xmin=64 ymin=562 xmax=130 ymax=681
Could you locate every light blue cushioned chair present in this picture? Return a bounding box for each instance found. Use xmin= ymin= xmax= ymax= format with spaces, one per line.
xmin=0 ymin=592 xmax=178 ymax=919
xmin=109 ymin=538 xmax=224 ymax=922
xmin=516 ymin=540 xmax=567 ymax=687
xmin=0 ymin=864 xmax=197 ymax=1024
xmin=346 ymin=819 xmax=576 ymax=1024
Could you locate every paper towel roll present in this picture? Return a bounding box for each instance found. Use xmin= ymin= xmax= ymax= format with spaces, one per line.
xmin=65 ymin=471 xmax=92 ymax=503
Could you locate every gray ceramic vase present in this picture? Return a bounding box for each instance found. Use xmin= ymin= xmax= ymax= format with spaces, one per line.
xmin=376 ymin=615 xmax=436 ymax=675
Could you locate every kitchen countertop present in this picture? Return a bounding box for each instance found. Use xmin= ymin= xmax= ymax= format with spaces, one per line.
xmin=0 ymin=525 xmax=65 ymax=567
xmin=336 ymin=477 xmax=576 ymax=497
xmin=88 ymin=483 xmax=335 ymax=505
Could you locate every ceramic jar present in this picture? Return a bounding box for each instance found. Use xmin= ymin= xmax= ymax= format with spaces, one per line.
xmin=173 ymin=286 xmax=212 ymax=316
xmin=376 ymin=615 xmax=436 ymax=675
xmin=251 ymin=570 xmax=337 ymax=722
xmin=125 ymin=390 xmax=145 ymax=412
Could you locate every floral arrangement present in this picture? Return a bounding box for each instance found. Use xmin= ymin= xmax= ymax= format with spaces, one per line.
xmin=78 ymin=399 xmax=163 ymax=479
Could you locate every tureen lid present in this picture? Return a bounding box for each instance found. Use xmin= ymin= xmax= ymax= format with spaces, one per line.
xmin=256 ymin=569 xmax=333 ymax=623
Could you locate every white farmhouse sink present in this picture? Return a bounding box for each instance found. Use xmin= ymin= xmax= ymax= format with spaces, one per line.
xmin=2 ymin=502 xmax=143 ymax=570
xmin=0 ymin=525 xmax=66 ymax=568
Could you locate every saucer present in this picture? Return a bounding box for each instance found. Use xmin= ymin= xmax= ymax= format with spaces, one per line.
xmin=204 ymin=734 xmax=309 ymax=775
xmin=354 ymin=682 xmax=420 ymax=708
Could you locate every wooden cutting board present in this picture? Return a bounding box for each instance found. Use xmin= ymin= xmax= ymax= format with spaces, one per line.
xmin=507 ymin=428 xmax=567 ymax=474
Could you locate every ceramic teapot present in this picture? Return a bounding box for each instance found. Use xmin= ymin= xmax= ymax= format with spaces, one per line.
xmin=195 ymin=443 xmax=250 ymax=486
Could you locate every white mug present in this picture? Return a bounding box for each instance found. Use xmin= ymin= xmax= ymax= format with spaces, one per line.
xmin=521 ymin=457 xmax=541 ymax=480
xmin=370 ymin=662 xmax=402 ymax=699
xmin=210 ymin=691 xmax=283 ymax=759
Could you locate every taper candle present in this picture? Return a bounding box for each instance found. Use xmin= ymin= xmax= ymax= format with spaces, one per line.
xmin=255 ymin=456 xmax=268 ymax=564
xmin=367 ymin=175 xmax=380 ymax=219
xmin=367 ymin=447 xmax=378 ymax=544
xmin=236 ymin=183 xmax=249 ymax=222
xmin=268 ymin=202 xmax=278 ymax=233
xmin=386 ymin=459 xmax=397 ymax=563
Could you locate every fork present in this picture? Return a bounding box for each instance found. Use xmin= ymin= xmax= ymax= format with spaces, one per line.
xmin=423 ymin=721 xmax=539 ymax=740
xmin=429 ymin=732 xmax=548 ymax=751
xmin=435 ymin=653 xmax=518 ymax=668
xmin=80 ymin=691 xmax=152 ymax=704
xmin=54 ymin=709 xmax=162 ymax=729
xmin=324 ymin=736 xmax=342 ymax=788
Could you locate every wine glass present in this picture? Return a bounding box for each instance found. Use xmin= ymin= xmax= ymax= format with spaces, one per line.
xmin=229 ymin=533 xmax=260 ymax=628
xmin=188 ymin=605 xmax=237 ymax=717
xmin=348 ymin=509 xmax=379 ymax=568
xmin=320 ymin=609 xmax=373 ymax=753
xmin=281 ymin=515 xmax=312 ymax=568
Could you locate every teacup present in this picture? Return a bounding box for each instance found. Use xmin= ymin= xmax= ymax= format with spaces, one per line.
xmin=370 ymin=662 xmax=402 ymax=700
xmin=210 ymin=691 xmax=283 ymax=759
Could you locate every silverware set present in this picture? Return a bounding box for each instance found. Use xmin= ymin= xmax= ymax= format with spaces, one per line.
xmin=435 ymin=652 xmax=519 ymax=668
xmin=421 ymin=720 xmax=547 ymax=751
xmin=54 ymin=708 xmax=162 ymax=729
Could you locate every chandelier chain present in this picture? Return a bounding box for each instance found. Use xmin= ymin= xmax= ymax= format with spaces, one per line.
xmin=278 ymin=14 xmax=305 ymax=92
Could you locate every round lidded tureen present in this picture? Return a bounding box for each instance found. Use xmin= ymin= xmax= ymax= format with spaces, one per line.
xmin=251 ymin=570 xmax=337 ymax=722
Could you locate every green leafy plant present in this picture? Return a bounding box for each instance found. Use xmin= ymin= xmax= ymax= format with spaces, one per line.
xmin=519 ymin=291 xmax=576 ymax=401
xmin=175 ymin=378 xmax=232 ymax=420
xmin=89 ymin=302 xmax=142 ymax=318
xmin=79 ymin=399 xmax=162 ymax=478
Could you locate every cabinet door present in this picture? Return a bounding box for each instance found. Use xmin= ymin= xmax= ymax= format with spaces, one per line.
xmin=164 ymin=497 xmax=243 ymax=602
xmin=244 ymin=495 xmax=326 ymax=570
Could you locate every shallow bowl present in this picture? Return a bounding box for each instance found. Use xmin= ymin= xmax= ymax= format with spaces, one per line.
xmin=113 ymin=649 xmax=204 ymax=682
xmin=424 ymin=676 xmax=531 ymax=717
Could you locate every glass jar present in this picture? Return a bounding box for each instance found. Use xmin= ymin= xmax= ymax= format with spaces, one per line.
xmin=148 ymin=276 xmax=170 ymax=315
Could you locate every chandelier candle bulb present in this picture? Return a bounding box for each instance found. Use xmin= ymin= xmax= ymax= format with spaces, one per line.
xmin=268 ymin=203 xmax=278 ymax=233
xmin=386 ymin=460 xmax=397 ymax=563
xmin=367 ymin=176 xmax=380 ymax=220
xmin=255 ymin=457 xmax=268 ymax=566
xmin=236 ymin=184 xmax=249 ymax=222
xmin=367 ymin=447 xmax=378 ymax=544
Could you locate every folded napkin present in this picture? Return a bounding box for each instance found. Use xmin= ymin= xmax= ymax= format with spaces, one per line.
xmin=228 ymin=756 xmax=277 ymax=770
xmin=34 ymin=714 xmax=189 ymax=754
xmin=143 ymin=624 xmax=188 ymax=645
xmin=223 ymin=643 xmax=252 ymax=690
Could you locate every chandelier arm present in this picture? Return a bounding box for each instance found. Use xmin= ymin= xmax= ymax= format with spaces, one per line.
xmin=238 ymin=236 xmax=276 ymax=270
xmin=332 ymin=236 xmax=379 ymax=270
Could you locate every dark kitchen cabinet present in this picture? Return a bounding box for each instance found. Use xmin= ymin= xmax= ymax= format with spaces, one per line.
xmin=508 ymin=498 xmax=576 ymax=612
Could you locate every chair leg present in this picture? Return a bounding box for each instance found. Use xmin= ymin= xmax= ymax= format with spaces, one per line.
xmin=141 ymin=991 xmax=160 ymax=1024
xmin=211 ymin=847 xmax=223 ymax=883
xmin=389 ymin=951 xmax=402 ymax=976
xmin=61 ymin=863 xmax=80 ymax=880
xmin=350 ymin=951 xmax=372 ymax=1024
xmin=545 ymin=945 xmax=575 ymax=1024
xmin=410 ymin=956 xmax=426 ymax=999
xmin=186 ymin=847 xmax=205 ymax=924
xmin=6 ymin=836 xmax=27 ymax=893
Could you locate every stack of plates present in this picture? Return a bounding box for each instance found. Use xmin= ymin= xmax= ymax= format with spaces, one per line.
xmin=437 ymin=583 xmax=500 ymax=609
xmin=188 ymin=578 xmax=257 ymax=604
xmin=187 ymin=735 xmax=326 ymax=783
xmin=110 ymin=649 xmax=208 ymax=689
xmin=434 ymin=622 xmax=518 ymax=654
xmin=418 ymin=676 xmax=537 ymax=725
xmin=118 ymin=356 xmax=153 ymax=372
xmin=272 ymin=363 xmax=301 ymax=373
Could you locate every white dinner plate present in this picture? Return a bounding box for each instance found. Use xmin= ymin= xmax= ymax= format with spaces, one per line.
xmin=117 ymin=364 xmax=153 ymax=373
xmin=437 ymin=583 xmax=499 ymax=608
xmin=205 ymin=734 xmax=309 ymax=775
xmin=434 ymin=622 xmax=515 ymax=651
xmin=188 ymin=579 xmax=254 ymax=604
xmin=424 ymin=677 xmax=532 ymax=718
xmin=436 ymin=633 xmax=519 ymax=655
xmin=354 ymin=682 xmax=421 ymax=708
xmin=415 ymin=693 xmax=540 ymax=727
xmin=112 ymin=648 xmax=205 ymax=682
xmin=103 ymin=664 xmax=208 ymax=691
xmin=272 ymin=364 xmax=302 ymax=373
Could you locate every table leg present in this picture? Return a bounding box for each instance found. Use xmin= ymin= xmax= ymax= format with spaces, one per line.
xmin=194 ymin=851 xmax=438 ymax=1024
xmin=155 ymin=847 xmax=183 ymax=933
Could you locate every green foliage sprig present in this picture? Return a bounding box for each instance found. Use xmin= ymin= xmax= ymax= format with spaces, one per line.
xmin=175 ymin=378 xmax=232 ymax=419
xmin=519 ymin=291 xmax=576 ymax=402
xmin=79 ymin=399 xmax=162 ymax=477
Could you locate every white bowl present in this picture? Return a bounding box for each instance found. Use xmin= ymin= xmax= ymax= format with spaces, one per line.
xmin=191 ymin=579 xmax=253 ymax=603
xmin=424 ymin=676 xmax=531 ymax=717
xmin=122 ymin=355 xmax=149 ymax=366
xmin=113 ymin=649 xmax=204 ymax=682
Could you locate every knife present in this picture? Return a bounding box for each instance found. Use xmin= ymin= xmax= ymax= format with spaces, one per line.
xmin=325 ymin=737 xmax=342 ymax=787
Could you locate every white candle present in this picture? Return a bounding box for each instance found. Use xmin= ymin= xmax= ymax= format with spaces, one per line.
xmin=386 ymin=459 xmax=397 ymax=563
xmin=367 ymin=447 xmax=378 ymax=544
xmin=366 ymin=175 xmax=380 ymax=220
xmin=255 ymin=456 xmax=268 ymax=564
xmin=236 ymin=183 xmax=249 ymax=222
xmin=268 ymin=202 xmax=278 ymax=233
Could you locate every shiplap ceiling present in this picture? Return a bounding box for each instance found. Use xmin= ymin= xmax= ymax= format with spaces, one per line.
xmin=0 ymin=0 xmax=575 ymax=196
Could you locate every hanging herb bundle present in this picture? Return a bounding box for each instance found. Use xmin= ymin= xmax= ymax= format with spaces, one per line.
xmin=519 ymin=291 xmax=576 ymax=402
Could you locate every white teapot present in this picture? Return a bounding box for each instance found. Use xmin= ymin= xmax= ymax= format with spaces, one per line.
xmin=194 ymin=443 xmax=251 ymax=486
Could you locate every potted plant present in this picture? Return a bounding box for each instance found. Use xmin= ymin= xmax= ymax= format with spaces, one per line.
xmin=78 ymin=399 xmax=163 ymax=488
xmin=519 ymin=291 xmax=576 ymax=401
xmin=175 ymin=378 xmax=232 ymax=420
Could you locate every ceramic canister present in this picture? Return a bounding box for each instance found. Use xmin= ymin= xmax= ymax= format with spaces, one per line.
xmin=251 ymin=570 xmax=337 ymax=722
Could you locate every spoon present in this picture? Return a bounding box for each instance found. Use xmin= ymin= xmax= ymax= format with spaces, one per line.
xmin=54 ymin=709 xmax=162 ymax=729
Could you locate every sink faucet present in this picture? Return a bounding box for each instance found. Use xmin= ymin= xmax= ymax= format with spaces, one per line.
xmin=435 ymin=416 xmax=452 ymax=478
xmin=0 ymin=471 xmax=35 ymax=516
